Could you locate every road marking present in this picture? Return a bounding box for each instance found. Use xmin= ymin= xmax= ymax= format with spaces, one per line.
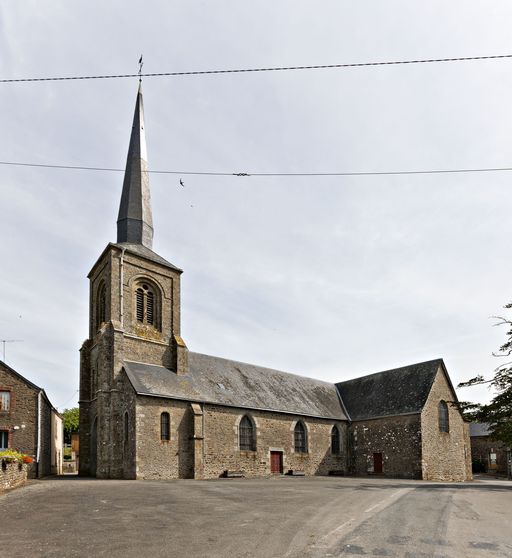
xmin=325 ymin=519 xmax=355 ymax=539
xmin=365 ymin=488 xmax=409 ymax=513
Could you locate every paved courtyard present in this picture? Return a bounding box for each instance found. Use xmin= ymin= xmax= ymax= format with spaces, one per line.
xmin=0 ymin=476 xmax=510 ymax=557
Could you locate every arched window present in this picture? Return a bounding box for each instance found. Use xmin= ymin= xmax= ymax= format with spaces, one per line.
xmin=294 ymin=421 xmax=307 ymax=453
xmin=97 ymin=282 xmax=106 ymax=329
xmin=160 ymin=412 xmax=170 ymax=441
xmin=239 ymin=415 xmax=256 ymax=451
xmin=438 ymin=401 xmax=449 ymax=433
xmin=124 ymin=412 xmax=129 ymax=444
xmin=135 ymin=282 xmax=159 ymax=328
xmin=331 ymin=425 xmax=341 ymax=455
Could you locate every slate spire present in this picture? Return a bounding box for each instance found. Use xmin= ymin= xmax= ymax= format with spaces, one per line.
xmin=117 ymin=82 xmax=154 ymax=248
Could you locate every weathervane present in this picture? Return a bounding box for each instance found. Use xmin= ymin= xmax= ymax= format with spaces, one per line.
xmin=138 ymin=54 xmax=143 ymax=82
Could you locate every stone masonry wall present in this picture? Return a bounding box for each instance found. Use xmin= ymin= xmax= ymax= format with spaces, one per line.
xmin=38 ymin=395 xmax=53 ymax=477
xmin=470 ymin=435 xmax=508 ymax=474
xmin=131 ymin=395 xmax=347 ymax=479
xmin=80 ymin=245 xmax=184 ymax=478
xmin=349 ymin=415 xmax=422 ymax=478
xmin=134 ymin=396 xmax=194 ymax=479
xmin=0 ymin=461 xmax=27 ymax=491
xmin=202 ymin=405 xmax=347 ymax=479
xmin=0 ymin=363 xmax=38 ymax=478
xmin=420 ymin=368 xmax=472 ymax=481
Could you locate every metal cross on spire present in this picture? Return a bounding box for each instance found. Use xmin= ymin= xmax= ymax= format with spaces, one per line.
xmin=138 ymin=55 xmax=143 ymax=82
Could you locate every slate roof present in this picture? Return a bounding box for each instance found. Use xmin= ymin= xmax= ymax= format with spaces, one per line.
xmin=123 ymin=352 xmax=347 ymax=420
xmin=0 ymin=360 xmax=60 ymax=415
xmin=336 ymin=359 xmax=443 ymax=421
xmin=469 ymin=422 xmax=491 ymax=437
xmin=112 ymin=242 xmax=182 ymax=272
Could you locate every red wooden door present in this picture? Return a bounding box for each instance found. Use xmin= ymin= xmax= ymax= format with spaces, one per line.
xmin=373 ymin=452 xmax=383 ymax=474
xmin=270 ymin=451 xmax=282 ymax=474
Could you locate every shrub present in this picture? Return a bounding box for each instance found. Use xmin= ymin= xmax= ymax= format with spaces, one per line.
xmin=0 ymin=450 xmax=32 ymax=465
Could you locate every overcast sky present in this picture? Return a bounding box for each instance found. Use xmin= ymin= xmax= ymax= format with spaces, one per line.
xmin=1 ymin=1 xmax=511 ymax=410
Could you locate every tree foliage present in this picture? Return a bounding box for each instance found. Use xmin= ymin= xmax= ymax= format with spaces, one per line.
xmin=62 ymin=407 xmax=79 ymax=443
xmin=458 ymin=303 xmax=512 ymax=447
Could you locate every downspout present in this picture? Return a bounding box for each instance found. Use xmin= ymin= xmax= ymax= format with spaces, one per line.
xmin=119 ymin=247 xmax=126 ymax=326
xmin=36 ymin=390 xmax=42 ymax=477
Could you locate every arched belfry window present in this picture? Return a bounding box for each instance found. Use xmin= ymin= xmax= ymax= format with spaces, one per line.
xmin=97 ymin=281 xmax=106 ymax=329
xmin=160 ymin=412 xmax=170 ymax=441
xmin=294 ymin=421 xmax=308 ymax=453
xmin=134 ymin=281 xmax=159 ymax=329
xmin=239 ymin=415 xmax=256 ymax=451
xmin=438 ymin=401 xmax=449 ymax=433
xmin=331 ymin=425 xmax=341 ymax=455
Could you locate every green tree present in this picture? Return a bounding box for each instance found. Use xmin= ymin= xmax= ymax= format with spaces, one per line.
xmin=458 ymin=303 xmax=512 ymax=447
xmin=62 ymin=407 xmax=79 ymax=444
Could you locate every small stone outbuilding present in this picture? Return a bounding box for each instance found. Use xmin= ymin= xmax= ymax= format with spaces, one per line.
xmin=470 ymin=423 xmax=509 ymax=475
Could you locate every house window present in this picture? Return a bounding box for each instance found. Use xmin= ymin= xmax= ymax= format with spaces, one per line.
xmin=331 ymin=425 xmax=341 ymax=455
xmin=239 ymin=415 xmax=256 ymax=451
xmin=0 ymin=431 xmax=8 ymax=450
xmin=160 ymin=412 xmax=170 ymax=441
xmin=438 ymin=400 xmax=449 ymax=433
xmin=0 ymin=391 xmax=10 ymax=412
xmin=294 ymin=421 xmax=307 ymax=453
xmin=135 ymin=282 xmax=158 ymax=328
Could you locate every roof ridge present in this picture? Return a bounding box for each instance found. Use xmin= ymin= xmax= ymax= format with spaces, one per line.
xmin=337 ymin=358 xmax=443 ymax=385
xmin=188 ymin=350 xmax=336 ymax=387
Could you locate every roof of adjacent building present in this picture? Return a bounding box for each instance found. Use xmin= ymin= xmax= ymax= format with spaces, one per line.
xmin=336 ymin=359 xmax=444 ymax=421
xmin=0 ymin=360 xmax=61 ymax=415
xmin=123 ymin=352 xmax=347 ymax=420
xmin=469 ymin=422 xmax=491 ymax=437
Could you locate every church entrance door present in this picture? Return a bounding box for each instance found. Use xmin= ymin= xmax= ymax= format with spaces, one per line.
xmin=373 ymin=452 xmax=383 ymax=474
xmin=270 ymin=451 xmax=283 ymax=474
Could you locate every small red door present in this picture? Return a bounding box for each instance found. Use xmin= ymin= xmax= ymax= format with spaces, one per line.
xmin=373 ymin=452 xmax=383 ymax=474
xmin=270 ymin=451 xmax=283 ymax=474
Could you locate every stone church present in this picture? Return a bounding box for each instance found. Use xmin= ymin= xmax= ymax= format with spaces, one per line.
xmin=79 ymin=85 xmax=472 ymax=482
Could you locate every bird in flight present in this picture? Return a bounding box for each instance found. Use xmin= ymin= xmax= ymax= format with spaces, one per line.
xmin=180 ymin=179 xmax=185 ymax=187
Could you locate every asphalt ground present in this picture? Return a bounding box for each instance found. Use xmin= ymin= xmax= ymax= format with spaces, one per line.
xmin=0 ymin=476 xmax=510 ymax=558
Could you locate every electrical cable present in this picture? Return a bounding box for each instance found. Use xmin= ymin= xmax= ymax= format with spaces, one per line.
xmin=1 ymin=160 xmax=512 ymax=178
xmin=1 ymin=53 xmax=512 ymax=83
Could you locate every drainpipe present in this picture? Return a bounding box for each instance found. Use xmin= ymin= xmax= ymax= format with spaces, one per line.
xmin=119 ymin=247 xmax=126 ymax=327
xmin=36 ymin=390 xmax=42 ymax=478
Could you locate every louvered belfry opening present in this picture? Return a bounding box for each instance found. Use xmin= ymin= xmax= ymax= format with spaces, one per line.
xmin=136 ymin=288 xmax=144 ymax=322
xmin=135 ymin=282 xmax=158 ymax=328
xmin=146 ymin=291 xmax=154 ymax=325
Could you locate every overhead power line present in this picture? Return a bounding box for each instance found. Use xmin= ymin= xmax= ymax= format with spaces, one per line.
xmin=1 ymin=54 xmax=512 ymax=83
xmin=1 ymin=160 xmax=512 ymax=178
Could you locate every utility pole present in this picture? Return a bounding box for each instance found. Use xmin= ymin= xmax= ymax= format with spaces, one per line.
xmin=0 ymin=340 xmax=23 ymax=362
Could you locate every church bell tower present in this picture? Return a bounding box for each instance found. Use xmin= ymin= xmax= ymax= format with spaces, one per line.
xmin=79 ymin=84 xmax=188 ymax=478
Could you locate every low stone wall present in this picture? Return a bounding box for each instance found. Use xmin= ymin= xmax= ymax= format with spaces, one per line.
xmin=0 ymin=461 xmax=27 ymax=491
